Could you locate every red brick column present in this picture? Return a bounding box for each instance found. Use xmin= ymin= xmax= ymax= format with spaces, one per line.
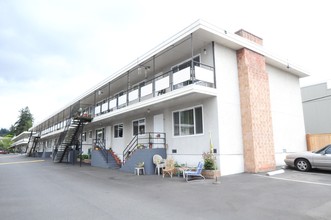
xmin=236 ymin=30 xmax=276 ymax=173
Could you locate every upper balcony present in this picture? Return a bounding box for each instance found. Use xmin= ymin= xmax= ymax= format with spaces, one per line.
xmin=89 ymin=60 xmax=216 ymax=122
xmin=32 ymin=24 xmax=220 ymax=135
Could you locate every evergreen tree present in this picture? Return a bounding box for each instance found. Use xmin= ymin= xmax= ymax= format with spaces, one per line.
xmin=12 ymin=107 xmax=34 ymax=136
xmin=0 ymin=128 xmax=10 ymax=137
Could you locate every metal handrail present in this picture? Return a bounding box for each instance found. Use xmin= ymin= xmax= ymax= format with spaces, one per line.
xmin=93 ymin=61 xmax=215 ymax=117
xmin=122 ymin=132 xmax=166 ymax=164
xmin=122 ymin=136 xmax=138 ymax=164
xmin=93 ymin=139 xmax=108 ymax=163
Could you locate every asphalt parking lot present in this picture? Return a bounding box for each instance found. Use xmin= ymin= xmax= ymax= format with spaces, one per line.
xmin=1 ymin=154 xmax=331 ymax=220
xmin=260 ymin=166 xmax=331 ymax=187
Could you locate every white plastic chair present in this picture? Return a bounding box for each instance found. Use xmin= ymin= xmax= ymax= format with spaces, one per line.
xmin=153 ymin=154 xmax=165 ymax=175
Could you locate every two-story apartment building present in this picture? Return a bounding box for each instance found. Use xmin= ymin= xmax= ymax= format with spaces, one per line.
xmin=20 ymin=20 xmax=308 ymax=176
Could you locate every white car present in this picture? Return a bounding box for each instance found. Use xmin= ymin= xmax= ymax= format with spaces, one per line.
xmin=284 ymin=145 xmax=331 ymax=172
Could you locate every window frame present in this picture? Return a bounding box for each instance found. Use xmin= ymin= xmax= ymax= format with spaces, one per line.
xmin=172 ymin=105 xmax=204 ymax=137
xmin=132 ymin=118 xmax=146 ymax=136
xmin=114 ymin=123 xmax=124 ymax=138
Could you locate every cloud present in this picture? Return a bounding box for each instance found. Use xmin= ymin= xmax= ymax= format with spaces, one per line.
xmin=1 ymin=0 xmax=331 ymax=129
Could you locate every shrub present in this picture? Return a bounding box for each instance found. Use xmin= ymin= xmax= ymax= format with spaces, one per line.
xmin=81 ymin=154 xmax=89 ymax=160
xmin=202 ymin=152 xmax=216 ymax=170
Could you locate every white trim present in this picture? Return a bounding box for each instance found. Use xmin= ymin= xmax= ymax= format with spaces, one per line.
xmin=172 ymin=105 xmax=204 ymax=137
xmin=141 ymin=83 xmax=153 ymax=97
xmin=129 ymin=89 xmax=139 ymax=102
xmin=101 ymin=102 xmax=108 ymax=113
xmin=132 ymin=118 xmax=146 ymax=136
xmin=155 ymin=76 xmax=170 ymax=91
xmin=173 ymin=67 xmax=191 ymax=85
xmin=109 ymin=99 xmax=117 ymax=109
xmin=93 ymin=85 xmax=217 ymax=123
xmin=195 ymin=66 xmax=214 ymax=84
xmin=118 ymin=94 xmax=127 ymax=106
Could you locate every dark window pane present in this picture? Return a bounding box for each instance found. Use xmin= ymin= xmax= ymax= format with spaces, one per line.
xmin=118 ymin=124 xmax=123 ymax=137
xmin=174 ymin=112 xmax=179 ymax=136
xmin=195 ymin=107 xmax=203 ymax=134
xmin=133 ymin=121 xmax=138 ymax=135
xmin=181 ymin=109 xmax=194 ymax=135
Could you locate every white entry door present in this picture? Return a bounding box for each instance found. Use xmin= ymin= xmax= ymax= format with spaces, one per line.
xmin=153 ymin=114 xmax=164 ymax=148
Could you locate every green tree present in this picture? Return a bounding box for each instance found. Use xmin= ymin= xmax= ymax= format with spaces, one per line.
xmin=0 ymin=134 xmax=13 ymax=151
xmin=12 ymin=107 xmax=34 ymax=136
xmin=0 ymin=128 xmax=10 ymax=137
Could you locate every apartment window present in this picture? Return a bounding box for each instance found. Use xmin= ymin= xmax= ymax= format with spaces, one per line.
xmin=133 ymin=119 xmax=145 ymax=135
xmin=173 ymin=106 xmax=203 ymax=136
xmin=96 ymin=128 xmax=104 ymax=140
xmin=114 ymin=124 xmax=123 ymax=138
xmin=89 ymin=130 xmax=92 ymax=138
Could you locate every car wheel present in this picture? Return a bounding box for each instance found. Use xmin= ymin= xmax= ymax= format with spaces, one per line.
xmin=295 ymin=159 xmax=311 ymax=172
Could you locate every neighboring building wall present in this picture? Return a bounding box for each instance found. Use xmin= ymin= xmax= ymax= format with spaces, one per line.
xmin=301 ymin=83 xmax=331 ymax=134
xmin=268 ymin=65 xmax=307 ymax=163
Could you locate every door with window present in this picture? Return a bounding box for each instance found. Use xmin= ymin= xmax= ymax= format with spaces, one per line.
xmin=95 ymin=128 xmax=105 ymax=148
xmin=133 ymin=119 xmax=145 ymax=136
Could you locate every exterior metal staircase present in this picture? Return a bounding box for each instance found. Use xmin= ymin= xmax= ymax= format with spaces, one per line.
xmin=53 ymin=115 xmax=92 ymax=163
xmin=26 ymin=131 xmax=40 ymax=157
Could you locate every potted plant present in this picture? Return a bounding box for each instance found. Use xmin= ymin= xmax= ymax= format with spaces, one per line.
xmin=201 ymin=151 xmax=220 ymax=179
xmin=137 ymin=144 xmax=144 ymax=149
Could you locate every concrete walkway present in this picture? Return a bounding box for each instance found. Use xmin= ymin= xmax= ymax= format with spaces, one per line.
xmin=1 ymin=154 xmax=331 ymax=220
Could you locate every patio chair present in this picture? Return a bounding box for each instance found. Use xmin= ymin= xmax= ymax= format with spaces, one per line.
xmin=153 ymin=154 xmax=165 ymax=175
xmin=162 ymin=158 xmax=175 ymax=178
xmin=184 ymin=162 xmax=205 ymax=182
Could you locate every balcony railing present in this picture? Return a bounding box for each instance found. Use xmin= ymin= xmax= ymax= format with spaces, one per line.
xmin=38 ymin=62 xmax=215 ymax=136
xmin=94 ymin=62 xmax=215 ymax=117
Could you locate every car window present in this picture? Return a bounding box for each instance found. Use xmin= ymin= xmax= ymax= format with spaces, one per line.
xmin=325 ymin=147 xmax=331 ymax=154
xmin=315 ymin=145 xmax=331 ymax=154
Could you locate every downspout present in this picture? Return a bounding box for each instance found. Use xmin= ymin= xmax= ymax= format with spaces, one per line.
xmin=212 ymin=41 xmax=217 ymax=88
xmin=190 ymin=33 xmax=195 ymax=82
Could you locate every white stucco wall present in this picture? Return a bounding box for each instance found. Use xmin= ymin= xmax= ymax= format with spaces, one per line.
xmin=214 ymin=43 xmax=244 ymax=176
xmin=163 ymin=98 xmax=219 ymax=167
xmin=267 ymin=65 xmax=307 ymax=165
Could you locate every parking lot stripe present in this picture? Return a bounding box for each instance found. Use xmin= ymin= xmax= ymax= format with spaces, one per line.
xmin=0 ymin=160 xmax=45 ymax=166
xmin=256 ymin=174 xmax=331 ymax=187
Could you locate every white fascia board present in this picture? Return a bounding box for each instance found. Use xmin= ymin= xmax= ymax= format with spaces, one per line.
xmin=11 ymin=131 xmax=32 ymax=142
xmin=11 ymin=138 xmax=29 ymax=147
xmin=198 ymin=20 xmax=309 ymax=78
xmin=40 ymin=128 xmax=64 ymax=140
xmin=92 ymin=84 xmax=217 ymax=123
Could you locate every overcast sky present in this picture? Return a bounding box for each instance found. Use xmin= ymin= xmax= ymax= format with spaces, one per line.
xmin=0 ymin=0 xmax=330 ymax=129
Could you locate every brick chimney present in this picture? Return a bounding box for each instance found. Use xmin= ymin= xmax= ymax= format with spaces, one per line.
xmin=235 ymin=29 xmax=276 ymax=173
xmin=235 ymin=29 xmax=263 ymax=45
